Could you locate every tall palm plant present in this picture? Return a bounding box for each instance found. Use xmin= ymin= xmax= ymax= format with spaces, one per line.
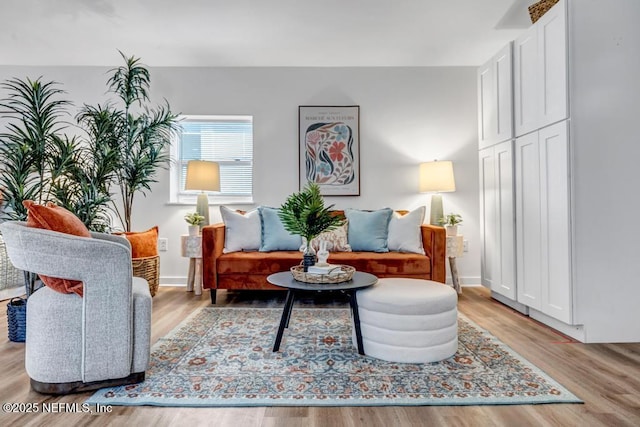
xmin=77 ymin=52 xmax=180 ymax=231
xmin=0 ymin=78 xmax=115 ymax=231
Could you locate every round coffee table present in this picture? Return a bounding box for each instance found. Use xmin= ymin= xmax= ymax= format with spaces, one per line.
xmin=267 ymin=271 xmax=378 ymax=355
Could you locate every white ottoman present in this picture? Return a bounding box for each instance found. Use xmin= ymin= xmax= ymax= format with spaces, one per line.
xmin=353 ymin=278 xmax=458 ymax=363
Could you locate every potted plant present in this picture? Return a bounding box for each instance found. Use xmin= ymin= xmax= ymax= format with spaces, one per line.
xmin=439 ymin=213 xmax=463 ymax=236
xmin=278 ymin=183 xmax=345 ymax=271
xmin=76 ymin=52 xmax=180 ymax=232
xmin=184 ymin=212 xmax=205 ymax=236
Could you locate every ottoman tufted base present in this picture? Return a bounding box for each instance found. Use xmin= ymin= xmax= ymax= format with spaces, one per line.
xmin=353 ymin=278 xmax=458 ymax=363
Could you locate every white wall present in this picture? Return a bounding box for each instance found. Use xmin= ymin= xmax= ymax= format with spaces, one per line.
xmin=0 ymin=66 xmax=481 ymax=285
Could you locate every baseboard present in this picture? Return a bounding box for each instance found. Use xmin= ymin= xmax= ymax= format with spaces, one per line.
xmin=160 ymin=276 xmax=187 ymax=286
xmin=490 ymin=291 xmax=530 ymax=315
xmin=446 ymin=276 xmax=481 ymax=286
xmin=528 ymin=308 xmax=585 ymax=342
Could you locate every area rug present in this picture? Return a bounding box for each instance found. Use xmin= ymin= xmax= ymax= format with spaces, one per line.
xmin=87 ymin=307 xmax=581 ymax=407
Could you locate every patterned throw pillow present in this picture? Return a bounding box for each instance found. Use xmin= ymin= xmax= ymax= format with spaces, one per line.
xmin=309 ymin=221 xmax=351 ymax=252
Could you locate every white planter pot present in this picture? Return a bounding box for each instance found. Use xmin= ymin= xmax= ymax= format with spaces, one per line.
xmin=445 ymin=225 xmax=458 ymax=236
xmin=188 ymin=225 xmax=200 ymax=236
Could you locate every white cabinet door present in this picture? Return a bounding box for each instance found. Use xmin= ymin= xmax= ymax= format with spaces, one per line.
xmin=539 ymin=121 xmax=572 ymax=323
xmin=478 ymin=42 xmax=513 ymax=149
xmin=479 ymin=141 xmax=516 ymax=299
xmin=495 ymin=44 xmax=514 ymax=144
xmin=515 ymin=132 xmax=541 ymax=309
xmin=478 ymin=61 xmax=495 ymax=149
xmin=514 ymin=25 xmax=538 ymax=137
xmin=495 ymin=140 xmax=516 ymax=299
xmin=514 ymin=0 xmax=567 ymax=136
xmin=515 ymin=121 xmax=572 ymax=321
xmin=479 ymin=147 xmax=496 ymax=287
xmin=537 ymin=1 xmax=568 ymax=128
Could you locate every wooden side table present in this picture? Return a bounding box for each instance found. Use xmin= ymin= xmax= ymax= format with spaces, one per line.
xmin=181 ymin=235 xmax=202 ymax=296
xmin=446 ymin=235 xmax=464 ymax=294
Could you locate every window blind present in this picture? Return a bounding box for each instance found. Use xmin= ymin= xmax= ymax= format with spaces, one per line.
xmin=177 ymin=116 xmax=253 ymax=196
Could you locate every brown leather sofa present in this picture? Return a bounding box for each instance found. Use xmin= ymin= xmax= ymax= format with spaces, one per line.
xmin=202 ymin=215 xmax=446 ymax=304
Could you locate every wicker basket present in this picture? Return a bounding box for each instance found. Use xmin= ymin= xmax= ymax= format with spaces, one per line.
xmin=7 ymin=297 xmax=27 ymax=342
xmin=132 ymin=255 xmax=160 ymax=297
xmin=528 ymin=0 xmax=560 ymax=23
xmin=290 ymin=264 xmax=355 ymax=284
xmin=0 ymin=233 xmax=22 ymax=291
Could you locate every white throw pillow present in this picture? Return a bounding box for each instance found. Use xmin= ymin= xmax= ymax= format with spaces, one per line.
xmin=220 ymin=206 xmax=261 ymax=253
xmin=387 ymin=206 xmax=426 ymax=254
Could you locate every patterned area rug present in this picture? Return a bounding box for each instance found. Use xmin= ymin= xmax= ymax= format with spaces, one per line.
xmin=87 ymin=307 xmax=581 ymax=407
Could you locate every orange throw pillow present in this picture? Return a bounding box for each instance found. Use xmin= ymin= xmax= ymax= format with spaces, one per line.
xmin=23 ymin=200 xmax=91 ymax=297
xmin=117 ymin=226 xmax=159 ymax=258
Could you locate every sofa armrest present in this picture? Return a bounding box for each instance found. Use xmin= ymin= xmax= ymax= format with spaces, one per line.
xmin=421 ymin=224 xmax=446 ymax=283
xmin=202 ymin=223 xmax=225 ymax=290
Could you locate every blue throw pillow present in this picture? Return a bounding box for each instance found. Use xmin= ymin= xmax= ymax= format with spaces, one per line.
xmin=258 ymin=206 xmax=302 ymax=251
xmin=345 ymin=208 xmax=393 ymax=252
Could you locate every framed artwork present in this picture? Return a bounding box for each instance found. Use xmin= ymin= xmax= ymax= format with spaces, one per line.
xmin=298 ymin=105 xmax=360 ymax=196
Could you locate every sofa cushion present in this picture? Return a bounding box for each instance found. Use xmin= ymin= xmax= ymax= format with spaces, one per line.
xmin=309 ymin=221 xmax=351 ymax=252
xmin=216 ymin=251 xmax=430 ymax=276
xmin=258 ymin=206 xmax=302 ymax=251
xmin=23 ymin=200 xmax=89 ymax=297
xmin=388 ymin=206 xmax=426 ymax=254
xmin=345 ymin=208 xmax=393 ymax=252
xmin=220 ymin=206 xmax=261 ymax=253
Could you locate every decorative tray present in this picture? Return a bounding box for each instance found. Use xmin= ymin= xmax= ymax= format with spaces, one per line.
xmin=290 ymin=265 xmax=355 ymax=284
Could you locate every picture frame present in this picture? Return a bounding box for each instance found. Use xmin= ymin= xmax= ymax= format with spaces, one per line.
xmin=298 ymin=105 xmax=360 ymax=196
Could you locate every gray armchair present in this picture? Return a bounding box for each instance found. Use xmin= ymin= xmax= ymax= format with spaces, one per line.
xmin=0 ymin=221 xmax=151 ymax=394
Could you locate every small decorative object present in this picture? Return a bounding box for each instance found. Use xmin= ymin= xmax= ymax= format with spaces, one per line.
xmin=316 ymin=240 xmax=330 ymax=265
xmin=184 ymin=212 xmax=205 ymax=236
xmin=439 ymin=213 xmax=463 ymax=236
xmin=7 ymin=297 xmax=27 ymax=342
xmin=290 ymin=264 xmax=355 ymax=284
xmin=528 ymin=0 xmax=560 ymax=23
xmin=279 ymin=183 xmax=345 ymax=271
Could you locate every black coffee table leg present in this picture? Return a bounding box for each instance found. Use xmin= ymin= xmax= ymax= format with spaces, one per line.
xmin=273 ymin=289 xmax=296 ymax=352
xmin=349 ymin=290 xmax=365 ymax=355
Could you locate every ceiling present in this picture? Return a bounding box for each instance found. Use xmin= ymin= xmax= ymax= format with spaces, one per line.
xmin=0 ymin=0 xmax=533 ymax=67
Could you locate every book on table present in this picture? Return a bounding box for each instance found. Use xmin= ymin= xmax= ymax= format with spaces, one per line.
xmin=307 ymin=264 xmax=343 ymax=275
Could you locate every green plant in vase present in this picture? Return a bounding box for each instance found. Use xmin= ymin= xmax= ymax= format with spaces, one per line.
xmin=184 ymin=212 xmax=205 ymax=235
xmin=439 ymin=213 xmax=463 ymax=236
xmin=278 ymin=183 xmax=344 ymax=271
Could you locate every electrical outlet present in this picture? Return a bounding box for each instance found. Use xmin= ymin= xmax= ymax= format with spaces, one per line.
xmin=463 ymin=240 xmax=469 ymax=252
xmin=158 ymin=238 xmax=168 ymax=252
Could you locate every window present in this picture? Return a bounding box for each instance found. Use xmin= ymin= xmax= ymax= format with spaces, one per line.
xmin=170 ymin=115 xmax=253 ymax=204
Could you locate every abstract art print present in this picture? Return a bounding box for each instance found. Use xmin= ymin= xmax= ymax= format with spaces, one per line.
xmin=299 ymin=106 xmax=360 ymax=196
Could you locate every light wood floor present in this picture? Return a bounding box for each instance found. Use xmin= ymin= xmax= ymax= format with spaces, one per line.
xmin=1 ymin=286 xmax=639 ymax=427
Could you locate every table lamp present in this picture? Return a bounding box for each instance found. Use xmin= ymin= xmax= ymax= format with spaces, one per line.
xmin=185 ymin=160 xmax=220 ymax=226
xmin=419 ymin=160 xmax=456 ymax=225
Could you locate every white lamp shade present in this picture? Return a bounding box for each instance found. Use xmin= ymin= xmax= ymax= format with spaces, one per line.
xmin=185 ymin=160 xmax=220 ymax=192
xmin=419 ymin=161 xmax=456 ymax=193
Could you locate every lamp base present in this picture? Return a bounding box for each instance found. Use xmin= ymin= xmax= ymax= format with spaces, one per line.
xmin=196 ymin=192 xmax=210 ymax=227
xmin=430 ymin=194 xmax=443 ymax=226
